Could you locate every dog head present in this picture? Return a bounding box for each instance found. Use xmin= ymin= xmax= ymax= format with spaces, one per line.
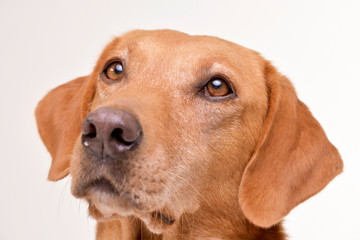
xmin=36 ymin=30 xmax=343 ymax=234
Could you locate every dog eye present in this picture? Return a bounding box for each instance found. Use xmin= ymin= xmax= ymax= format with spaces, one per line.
xmin=104 ymin=61 xmax=123 ymax=81
xmin=204 ymin=78 xmax=232 ymax=97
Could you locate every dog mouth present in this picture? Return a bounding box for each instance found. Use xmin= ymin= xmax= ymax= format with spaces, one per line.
xmin=79 ymin=177 xmax=175 ymax=228
xmin=88 ymin=178 xmax=120 ymax=195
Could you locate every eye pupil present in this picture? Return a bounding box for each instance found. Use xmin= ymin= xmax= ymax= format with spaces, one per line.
xmin=211 ymin=79 xmax=222 ymax=89
xmin=114 ymin=64 xmax=123 ymax=74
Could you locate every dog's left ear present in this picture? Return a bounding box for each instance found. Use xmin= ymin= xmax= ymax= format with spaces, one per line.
xmin=238 ymin=61 xmax=343 ymax=228
xmin=35 ymin=76 xmax=95 ymax=181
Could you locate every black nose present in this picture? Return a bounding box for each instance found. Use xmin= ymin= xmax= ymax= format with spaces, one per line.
xmin=81 ymin=107 xmax=142 ymax=159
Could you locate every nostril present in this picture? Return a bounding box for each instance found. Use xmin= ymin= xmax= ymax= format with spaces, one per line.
xmin=82 ymin=121 xmax=97 ymax=148
xmin=83 ymin=123 xmax=97 ymax=139
xmin=81 ymin=118 xmax=103 ymax=156
xmin=111 ymin=128 xmax=133 ymax=146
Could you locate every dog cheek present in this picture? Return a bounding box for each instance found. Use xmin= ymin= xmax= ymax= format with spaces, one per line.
xmin=70 ymin=140 xmax=90 ymax=196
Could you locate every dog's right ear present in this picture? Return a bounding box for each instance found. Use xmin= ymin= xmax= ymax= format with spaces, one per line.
xmin=35 ymin=76 xmax=95 ymax=181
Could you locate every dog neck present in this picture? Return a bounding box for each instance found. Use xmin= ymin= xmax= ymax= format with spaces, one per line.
xmin=96 ymin=215 xmax=286 ymax=240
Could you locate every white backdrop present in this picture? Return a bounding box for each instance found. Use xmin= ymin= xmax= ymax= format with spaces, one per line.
xmin=0 ymin=0 xmax=359 ymax=239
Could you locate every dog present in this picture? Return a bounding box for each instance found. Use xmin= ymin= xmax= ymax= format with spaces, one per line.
xmin=35 ymin=29 xmax=343 ymax=239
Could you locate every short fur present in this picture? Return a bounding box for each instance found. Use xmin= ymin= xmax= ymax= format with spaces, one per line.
xmin=36 ymin=30 xmax=343 ymax=240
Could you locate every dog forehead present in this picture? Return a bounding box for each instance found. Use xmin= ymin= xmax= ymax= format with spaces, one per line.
xmin=117 ymin=30 xmax=260 ymax=81
xmin=115 ymin=30 xmax=253 ymax=65
xmin=94 ymin=30 xmax=266 ymax=100
xmin=122 ymin=29 xmax=219 ymax=50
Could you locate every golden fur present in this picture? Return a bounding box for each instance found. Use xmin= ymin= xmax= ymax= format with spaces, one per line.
xmin=36 ymin=30 xmax=343 ymax=239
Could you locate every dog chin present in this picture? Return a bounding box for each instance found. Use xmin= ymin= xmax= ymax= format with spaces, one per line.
xmin=87 ymin=192 xmax=176 ymax=234
xmin=88 ymin=190 xmax=135 ymax=218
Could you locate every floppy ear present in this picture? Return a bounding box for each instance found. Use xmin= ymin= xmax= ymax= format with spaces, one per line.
xmin=238 ymin=61 xmax=343 ymax=228
xmin=35 ymin=76 xmax=95 ymax=181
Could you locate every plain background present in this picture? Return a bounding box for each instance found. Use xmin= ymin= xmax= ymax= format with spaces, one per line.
xmin=1 ymin=0 xmax=359 ymax=239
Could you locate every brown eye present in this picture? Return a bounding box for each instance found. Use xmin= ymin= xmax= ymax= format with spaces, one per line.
xmin=104 ymin=61 xmax=123 ymax=81
xmin=205 ymin=78 xmax=232 ymax=97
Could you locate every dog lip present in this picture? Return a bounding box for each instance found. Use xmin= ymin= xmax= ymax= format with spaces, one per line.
xmin=74 ymin=177 xmax=120 ymax=198
xmin=152 ymin=211 xmax=175 ymax=225
xmin=88 ymin=178 xmax=120 ymax=195
xmin=75 ymin=178 xmax=146 ymax=211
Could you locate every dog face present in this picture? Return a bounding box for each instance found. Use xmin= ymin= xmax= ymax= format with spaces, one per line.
xmin=36 ymin=30 xmax=342 ymax=235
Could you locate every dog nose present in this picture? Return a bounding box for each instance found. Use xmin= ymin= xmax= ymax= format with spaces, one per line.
xmin=81 ymin=107 xmax=142 ymax=159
